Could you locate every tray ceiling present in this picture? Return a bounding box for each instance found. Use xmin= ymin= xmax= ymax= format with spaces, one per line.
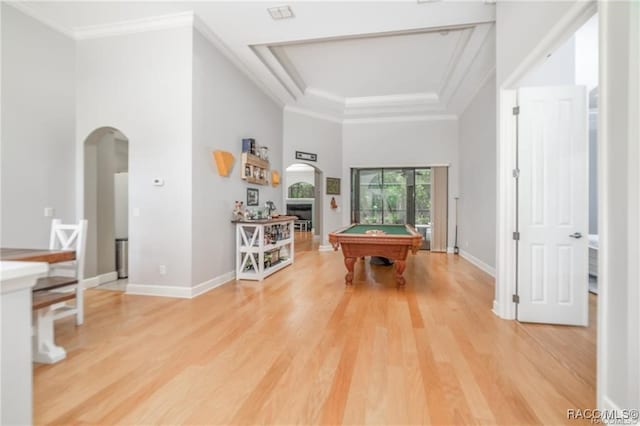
xmin=10 ymin=1 xmax=496 ymax=122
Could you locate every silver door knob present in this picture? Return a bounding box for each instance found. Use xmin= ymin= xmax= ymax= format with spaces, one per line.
xmin=569 ymin=232 xmax=583 ymax=239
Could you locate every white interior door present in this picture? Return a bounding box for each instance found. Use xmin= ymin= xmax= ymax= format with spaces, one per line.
xmin=517 ymin=86 xmax=588 ymax=326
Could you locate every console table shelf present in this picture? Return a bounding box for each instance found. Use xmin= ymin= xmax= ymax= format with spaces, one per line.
xmin=233 ymin=216 xmax=295 ymax=281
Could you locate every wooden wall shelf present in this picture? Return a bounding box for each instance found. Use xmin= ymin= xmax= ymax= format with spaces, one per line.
xmin=241 ymin=152 xmax=270 ymax=185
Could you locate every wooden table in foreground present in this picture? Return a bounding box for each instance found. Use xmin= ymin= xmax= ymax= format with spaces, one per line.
xmin=0 ymin=248 xmax=75 ymax=264
xmin=1 ymin=248 xmax=78 ymax=365
xmin=328 ymin=224 xmax=423 ymax=287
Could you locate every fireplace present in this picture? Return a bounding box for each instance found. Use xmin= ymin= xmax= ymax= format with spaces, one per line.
xmin=286 ymin=203 xmax=312 ymax=226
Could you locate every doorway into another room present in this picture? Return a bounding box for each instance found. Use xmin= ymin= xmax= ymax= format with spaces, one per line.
xmin=83 ymin=127 xmax=129 ymax=292
xmin=285 ymin=163 xmax=322 ymax=253
xmin=511 ymin=13 xmax=598 ymax=326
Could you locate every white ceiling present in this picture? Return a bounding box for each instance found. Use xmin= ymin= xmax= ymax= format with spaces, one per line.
xmin=279 ymin=29 xmax=469 ymax=98
xmin=11 ymin=1 xmax=496 ymax=122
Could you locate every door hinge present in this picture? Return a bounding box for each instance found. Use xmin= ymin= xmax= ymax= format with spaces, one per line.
xmin=512 ymin=168 xmax=520 ymax=178
xmin=512 ymin=106 xmax=520 ymax=115
xmin=512 ymin=294 xmax=520 ymax=304
xmin=512 ymin=231 xmax=520 ymax=241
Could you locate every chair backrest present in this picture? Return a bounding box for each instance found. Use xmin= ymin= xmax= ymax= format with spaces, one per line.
xmin=49 ymin=219 xmax=88 ymax=279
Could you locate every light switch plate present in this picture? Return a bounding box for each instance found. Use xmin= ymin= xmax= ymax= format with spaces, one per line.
xmin=44 ymin=207 xmax=54 ymax=217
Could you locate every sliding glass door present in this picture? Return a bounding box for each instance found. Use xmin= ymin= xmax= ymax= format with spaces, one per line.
xmin=351 ymin=167 xmax=432 ymax=248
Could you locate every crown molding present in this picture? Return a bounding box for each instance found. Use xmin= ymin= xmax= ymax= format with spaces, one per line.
xmin=305 ymin=88 xmax=345 ymax=105
xmin=343 ymin=114 xmax=458 ymax=125
xmin=74 ymin=11 xmax=194 ymax=40
xmin=346 ymin=92 xmax=440 ymax=108
xmin=284 ymin=106 xmax=342 ymax=124
xmin=5 ymin=1 xmax=75 ymax=39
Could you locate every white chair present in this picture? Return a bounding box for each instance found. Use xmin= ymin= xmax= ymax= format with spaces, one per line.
xmin=40 ymin=219 xmax=88 ymax=325
xmin=32 ymin=219 xmax=87 ymax=364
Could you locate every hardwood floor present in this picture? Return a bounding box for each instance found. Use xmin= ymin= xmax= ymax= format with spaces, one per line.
xmin=35 ymin=249 xmax=596 ymax=425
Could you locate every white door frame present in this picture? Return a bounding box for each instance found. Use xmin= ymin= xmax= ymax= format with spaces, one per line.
xmin=598 ymin=0 xmax=640 ymax=411
xmin=494 ymin=1 xmax=596 ymax=320
xmin=495 ymin=0 xmax=640 ymax=412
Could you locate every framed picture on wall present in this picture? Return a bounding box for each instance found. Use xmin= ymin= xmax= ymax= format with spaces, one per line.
xmin=247 ymin=188 xmax=259 ymax=206
xmin=295 ymin=151 xmax=317 ymax=162
xmin=326 ymin=177 xmax=340 ymax=195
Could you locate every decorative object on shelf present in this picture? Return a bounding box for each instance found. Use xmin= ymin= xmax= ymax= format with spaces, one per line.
xmin=259 ymin=146 xmax=269 ymax=161
xmin=247 ymin=188 xmax=259 ymax=206
xmin=232 ymin=201 xmax=245 ymax=221
xmin=326 ymin=177 xmax=341 ymax=195
xmin=265 ymin=201 xmax=276 ymax=218
xmin=212 ymin=150 xmax=235 ymax=176
xmin=242 ymin=138 xmax=256 ymax=155
xmin=330 ymin=196 xmax=338 ymax=210
xmin=295 ymin=151 xmax=317 ymax=162
xmin=271 ymin=170 xmax=280 ymax=187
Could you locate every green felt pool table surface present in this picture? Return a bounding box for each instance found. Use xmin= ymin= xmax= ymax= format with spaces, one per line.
xmin=339 ymin=224 xmax=412 ymax=235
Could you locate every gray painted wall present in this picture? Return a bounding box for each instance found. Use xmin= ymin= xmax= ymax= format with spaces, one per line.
xmin=342 ymin=119 xmax=460 ymax=250
xmin=517 ymin=36 xmax=576 ymax=87
xmin=76 ymin=27 xmax=194 ymax=287
xmin=283 ymin=111 xmax=343 ymax=246
xmin=1 ymin=4 xmax=76 ymax=247
xmin=459 ymin=75 xmax=497 ymax=269
xmin=496 ymin=1 xmax=576 ymax=86
xmin=191 ymin=29 xmax=283 ymax=285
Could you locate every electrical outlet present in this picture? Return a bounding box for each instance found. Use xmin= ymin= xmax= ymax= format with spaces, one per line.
xmin=44 ymin=207 xmax=54 ymax=217
xmin=159 ymin=265 xmax=167 ymax=275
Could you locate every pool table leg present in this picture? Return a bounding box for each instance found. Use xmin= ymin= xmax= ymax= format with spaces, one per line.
xmin=395 ymin=260 xmax=406 ymax=287
xmin=344 ymin=257 xmax=356 ymax=285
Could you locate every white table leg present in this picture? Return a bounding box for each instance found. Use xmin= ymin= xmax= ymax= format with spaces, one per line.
xmin=32 ymin=307 xmax=66 ymax=364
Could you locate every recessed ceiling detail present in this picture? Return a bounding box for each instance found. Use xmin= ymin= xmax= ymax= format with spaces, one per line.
xmin=252 ymin=23 xmax=495 ymax=122
xmin=9 ymin=1 xmax=496 ymax=122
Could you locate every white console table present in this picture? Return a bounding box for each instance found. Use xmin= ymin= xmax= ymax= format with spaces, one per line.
xmin=1 ymin=261 xmax=48 ymax=425
xmin=233 ymin=216 xmax=296 ymax=281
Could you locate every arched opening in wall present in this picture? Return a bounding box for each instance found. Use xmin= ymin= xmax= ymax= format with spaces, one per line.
xmin=83 ymin=127 xmax=129 ymax=291
xmin=285 ymin=163 xmax=322 ymax=252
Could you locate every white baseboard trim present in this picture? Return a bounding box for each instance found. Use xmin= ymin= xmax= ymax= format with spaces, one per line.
xmin=492 ymin=299 xmax=501 ymax=317
xmin=459 ymin=249 xmax=496 ymax=277
xmin=191 ymin=271 xmax=235 ymax=298
xmin=318 ymin=244 xmax=334 ymax=252
xmin=125 ymin=270 xmax=236 ymax=299
xmin=83 ymin=271 xmax=118 ymax=288
xmin=126 ymin=283 xmax=192 ymax=298
xmin=447 ymin=246 xmax=454 ymax=254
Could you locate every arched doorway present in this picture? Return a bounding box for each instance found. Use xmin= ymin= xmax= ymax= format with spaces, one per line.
xmin=285 ymin=163 xmax=323 ymax=251
xmin=83 ymin=127 xmax=129 ymax=290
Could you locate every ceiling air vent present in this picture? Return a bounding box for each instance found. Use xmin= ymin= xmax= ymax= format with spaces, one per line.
xmin=268 ymin=5 xmax=295 ymax=20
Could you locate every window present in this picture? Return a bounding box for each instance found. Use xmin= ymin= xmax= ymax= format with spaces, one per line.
xmin=352 ymin=167 xmax=432 ymax=249
xmin=288 ymin=182 xmax=314 ymax=199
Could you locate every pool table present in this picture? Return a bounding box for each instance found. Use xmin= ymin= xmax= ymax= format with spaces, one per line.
xmin=328 ymin=224 xmax=423 ymax=287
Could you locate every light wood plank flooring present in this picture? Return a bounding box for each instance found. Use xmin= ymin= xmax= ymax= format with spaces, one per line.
xmin=35 ymin=249 xmax=595 ymax=425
